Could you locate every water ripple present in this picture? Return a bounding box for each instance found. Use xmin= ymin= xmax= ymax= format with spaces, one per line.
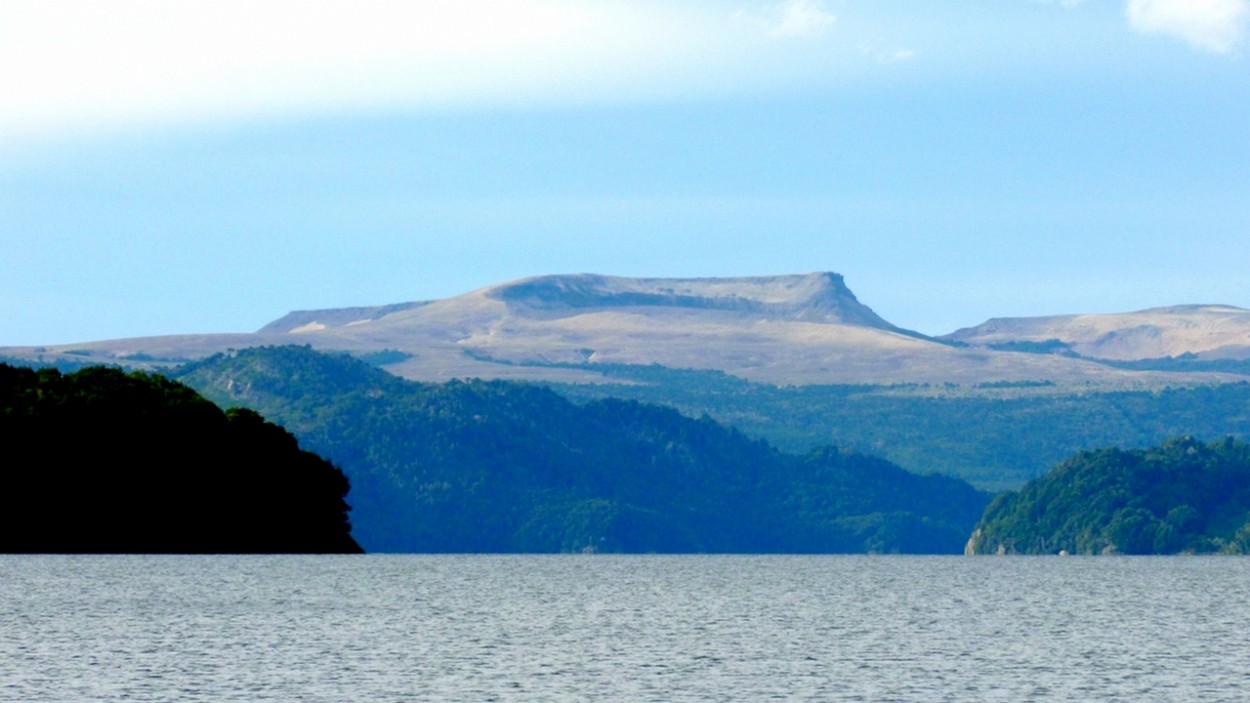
xmin=2 ymin=555 xmax=1248 ymax=702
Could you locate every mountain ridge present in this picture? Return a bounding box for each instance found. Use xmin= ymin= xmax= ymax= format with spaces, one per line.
xmin=944 ymin=304 xmax=1250 ymax=361
xmin=4 ymin=272 xmax=1248 ymax=388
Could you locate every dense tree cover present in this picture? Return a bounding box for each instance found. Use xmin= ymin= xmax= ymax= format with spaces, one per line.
xmin=176 ymin=346 xmax=990 ymax=554
xmin=546 ymin=364 xmax=1250 ymax=490
xmin=16 ymin=351 xmax=1250 ymax=491
xmin=966 ymin=437 xmax=1250 ymax=555
xmin=0 ymin=363 xmax=360 ymax=553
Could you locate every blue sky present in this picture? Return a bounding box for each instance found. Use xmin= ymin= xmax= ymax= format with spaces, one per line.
xmin=2 ymin=0 xmax=1248 ymax=345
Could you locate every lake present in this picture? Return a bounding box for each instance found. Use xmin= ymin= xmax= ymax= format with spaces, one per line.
xmin=3 ymin=555 xmax=1247 ymax=701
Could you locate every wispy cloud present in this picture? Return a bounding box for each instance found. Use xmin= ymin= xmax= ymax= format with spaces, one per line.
xmin=730 ymin=0 xmax=835 ymax=39
xmin=0 ymin=1 xmax=660 ymax=134
xmin=860 ymin=42 xmax=916 ymax=64
xmin=6 ymin=0 xmax=1228 ymax=150
xmin=731 ymin=0 xmax=836 ymax=39
xmin=0 ymin=0 xmax=858 ymax=145
xmin=767 ymin=0 xmax=838 ymax=38
xmin=1127 ymin=0 xmax=1249 ymax=54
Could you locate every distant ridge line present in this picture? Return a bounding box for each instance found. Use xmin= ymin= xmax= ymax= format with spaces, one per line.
xmin=259 ymin=301 xmax=431 ymax=334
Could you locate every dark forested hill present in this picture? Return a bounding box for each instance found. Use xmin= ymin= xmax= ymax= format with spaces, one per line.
xmin=13 ymin=352 xmax=1250 ymax=492
xmin=966 ymin=437 xmax=1250 ymax=555
xmin=175 ymin=346 xmax=990 ymax=553
xmin=0 ymin=363 xmax=360 ymax=553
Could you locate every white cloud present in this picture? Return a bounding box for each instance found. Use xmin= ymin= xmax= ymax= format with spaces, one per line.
xmin=733 ymin=0 xmax=836 ymax=39
xmin=0 ymin=1 xmax=632 ymax=133
xmin=768 ymin=0 xmax=837 ymax=38
xmin=0 ymin=0 xmax=861 ymax=146
xmin=6 ymin=1 xmax=1142 ymax=149
xmin=1127 ymin=0 xmax=1249 ymax=54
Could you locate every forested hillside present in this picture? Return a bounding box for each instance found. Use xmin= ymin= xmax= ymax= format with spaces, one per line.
xmin=0 ymin=363 xmax=360 ymax=553
xmin=966 ymin=437 xmax=1250 ymax=555
xmin=14 ymin=347 xmax=1249 ymax=493
xmin=176 ymin=346 xmax=990 ymax=553
xmin=546 ymin=364 xmax=1250 ymax=490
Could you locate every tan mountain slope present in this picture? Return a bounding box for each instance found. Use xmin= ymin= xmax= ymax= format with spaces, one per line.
xmin=3 ymin=273 xmax=1243 ymax=387
xmin=944 ymin=305 xmax=1250 ymax=361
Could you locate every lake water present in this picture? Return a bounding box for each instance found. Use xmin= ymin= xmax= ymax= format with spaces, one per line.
xmin=2 ymin=555 xmax=1247 ymax=702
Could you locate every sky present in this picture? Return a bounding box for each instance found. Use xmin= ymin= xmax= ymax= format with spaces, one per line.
xmin=2 ymin=0 xmax=1248 ymax=345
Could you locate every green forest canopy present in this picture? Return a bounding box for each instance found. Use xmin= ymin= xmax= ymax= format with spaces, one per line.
xmin=176 ymin=346 xmax=991 ymax=554
xmin=545 ymin=363 xmax=1250 ymax=490
xmin=967 ymin=436 xmax=1250 ymax=555
xmin=11 ymin=349 xmax=1250 ymax=492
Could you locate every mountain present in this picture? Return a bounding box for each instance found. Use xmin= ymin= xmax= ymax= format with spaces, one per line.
xmin=174 ymin=345 xmax=991 ymax=553
xmin=4 ymin=272 xmax=1243 ymax=388
xmin=263 ymin=271 xmax=906 ymax=332
xmin=0 ymin=363 xmax=361 ymax=553
xmin=6 ymin=273 xmax=1250 ymax=493
xmin=966 ymin=436 xmax=1250 ymax=555
xmin=944 ymin=305 xmax=1250 ymax=362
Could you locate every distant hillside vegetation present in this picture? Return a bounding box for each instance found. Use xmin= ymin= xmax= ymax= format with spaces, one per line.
xmin=546 ymin=364 xmax=1250 ymax=490
xmin=966 ymin=437 xmax=1250 ymax=555
xmin=0 ymin=363 xmax=360 ymax=553
xmin=176 ymin=346 xmax=991 ymax=554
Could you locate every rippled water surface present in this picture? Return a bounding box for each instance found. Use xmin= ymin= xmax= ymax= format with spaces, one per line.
xmin=3 ymin=555 xmax=1248 ymax=701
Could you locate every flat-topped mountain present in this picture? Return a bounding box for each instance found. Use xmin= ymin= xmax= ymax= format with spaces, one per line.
xmin=944 ymin=305 xmax=1250 ymax=361
xmin=3 ymin=273 xmax=1246 ymax=388
xmin=262 ymin=272 xmax=909 ymax=332
xmin=486 ymin=272 xmax=910 ymax=328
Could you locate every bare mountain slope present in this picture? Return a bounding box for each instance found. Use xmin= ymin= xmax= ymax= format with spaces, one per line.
xmin=944 ymin=305 xmax=1250 ymax=361
xmin=4 ymin=273 xmax=1245 ymax=387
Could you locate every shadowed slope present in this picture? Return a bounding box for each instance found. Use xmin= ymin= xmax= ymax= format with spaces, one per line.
xmin=177 ymin=346 xmax=991 ymax=553
xmin=0 ymin=363 xmax=361 ymax=553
